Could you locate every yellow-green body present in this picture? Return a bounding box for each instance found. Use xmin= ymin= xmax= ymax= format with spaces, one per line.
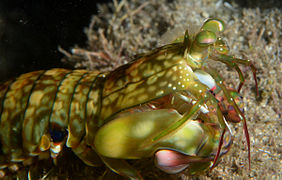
xmin=0 ymin=18 xmax=257 ymax=179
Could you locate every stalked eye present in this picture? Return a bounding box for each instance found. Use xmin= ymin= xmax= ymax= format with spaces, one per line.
xmin=195 ymin=31 xmax=216 ymax=46
xmin=201 ymin=18 xmax=225 ymax=33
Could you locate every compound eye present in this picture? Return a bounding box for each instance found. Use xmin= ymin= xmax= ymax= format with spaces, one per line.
xmin=201 ymin=18 xmax=225 ymax=33
xmin=214 ymin=38 xmax=229 ymax=54
xmin=195 ymin=30 xmax=216 ymax=46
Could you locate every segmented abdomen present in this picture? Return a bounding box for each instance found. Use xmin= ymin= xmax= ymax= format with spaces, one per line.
xmin=0 ymin=68 xmax=105 ymax=168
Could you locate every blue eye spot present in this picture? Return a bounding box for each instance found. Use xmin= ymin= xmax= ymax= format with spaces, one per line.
xmin=50 ymin=128 xmax=66 ymax=142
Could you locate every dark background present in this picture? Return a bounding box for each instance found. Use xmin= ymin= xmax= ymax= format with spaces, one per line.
xmin=1 ymin=0 xmax=280 ymax=81
xmin=0 ymin=0 xmax=109 ymax=81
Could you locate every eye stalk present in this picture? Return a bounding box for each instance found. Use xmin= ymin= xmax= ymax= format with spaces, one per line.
xmin=195 ymin=31 xmax=217 ymax=46
xmin=201 ymin=18 xmax=225 ymax=34
xmin=188 ymin=30 xmax=217 ymax=67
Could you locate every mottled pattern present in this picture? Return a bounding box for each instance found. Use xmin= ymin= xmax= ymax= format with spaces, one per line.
xmin=22 ymin=69 xmax=71 ymax=154
xmin=67 ymin=71 xmax=100 ymax=148
xmin=0 ymin=70 xmax=45 ymax=162
xmin=0 ymin=13 xmax=265 ymax=178
xmin=101 ymin=44 xmax=208 ymax=120
xmin=0 ymin=69 xmax=104 ymax=168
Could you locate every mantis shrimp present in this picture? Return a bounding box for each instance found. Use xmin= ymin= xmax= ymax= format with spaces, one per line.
xmin=0 ymin=18 xmax=258 ymax=179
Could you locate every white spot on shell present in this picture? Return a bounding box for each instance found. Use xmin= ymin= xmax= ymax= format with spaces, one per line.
xmin=156 ymin=90 xmax=164 ymax=96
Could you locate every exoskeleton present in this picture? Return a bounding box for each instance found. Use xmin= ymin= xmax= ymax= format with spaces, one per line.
xmin=0 ymin=18 xmax=257 ymax=179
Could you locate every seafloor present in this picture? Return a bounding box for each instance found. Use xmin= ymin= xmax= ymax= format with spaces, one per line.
xmin=62 ymin=0 xmax=281 ymax=179
xmin=4 ymin=0 xmax=281 ymax=179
